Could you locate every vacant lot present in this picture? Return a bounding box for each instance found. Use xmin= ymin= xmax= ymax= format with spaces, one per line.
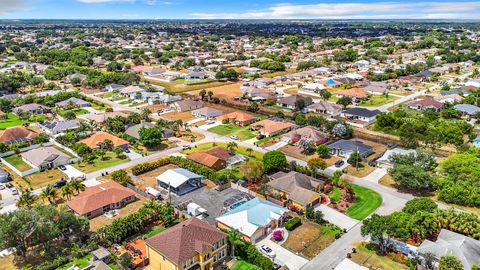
xmin=3 ymin=155 xmax=32 ymax=171
xmin=73 ymin=152 xmax=129 ymax=173
xmin=24 ymin=169 xmax=67 ymax=189
xmin=182 ymin=142 xmax=263 ymax=161
xmin=188 ymin=82 xmax=242 ymax=101
xmin=58 ymin=108 xmax=89 ymax=116
xmin=351 ymin=243 xmax=409 ymax=270
xmin=132 ymin=163 xmax=177 ymax=190
xmin=346 ymin=185 xmax=383 ymax=220
xmin=279 ymin=144 xmax=318 ymax=162
xmin=345 ymin=163 xmax=375 ymax=178
xmin=358 ymin=95 xmax=398 ymax=107
xmin=208 ymin=124 xmax=256 ymax=141
xmin=89 ymin=196 xmax=146 ymax=231
xmin=283 ymin=219 xmax=337 ymax=259
xmin=161 ymin=110 xmax=196 ymax=122
xmin=0 ymin=112 xmax=28 ymax=129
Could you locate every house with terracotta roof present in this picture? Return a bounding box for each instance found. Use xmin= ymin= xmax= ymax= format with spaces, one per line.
xmin=283 ymin=126 xmax=329 ymax=145
xmin=217 ymin=111 xmax=255 ymax=126
xmin=252 ymin=119 xmax=294 ymax=137
xmin=146 ymin=217 xmax=227 ymax=270
xmin=0 ymin=126 xmax=38 ymax=144
xmin=187 ymin=152 xmax=227 ymax=170
xmin=78 ymin=131 xmax=130 ymax=149
xmin=335 ymin=88 xmax=369 ymax=102
xmin=406 ymin=98 xmax=443 ymax=111
xmin=67 ymin=181 xmax=136 ymax=218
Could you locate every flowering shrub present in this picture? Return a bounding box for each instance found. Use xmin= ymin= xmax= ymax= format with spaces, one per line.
xmin=273 ymin=230 xmax=283 ymax=241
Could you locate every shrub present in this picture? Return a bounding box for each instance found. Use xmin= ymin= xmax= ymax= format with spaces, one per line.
xmin=285 ymin=217 xmax=302 ymax=231
xmin=111 ymin=170 xmax=133 ymax=186
xmin=273 ymin=230 xmax=283 ymax=241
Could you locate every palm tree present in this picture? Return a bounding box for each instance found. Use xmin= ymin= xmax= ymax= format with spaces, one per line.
xmin=227 ymin=229 xmax=242 ymax=258
xmin=226 ymin=142 xmax=238 ymax=153
xmin=17 ymin=189 xmax=36 ymax=208
xmin=40 ymin=184 xmax=58 ymax=205
xmin=70 ymin=179 xmax=85 ymax=195
xmin=246 ymin=148 xmax=253 ymax=157
xmin=61 ymin=183 xmax=74 ymax=201
xmin=141 ymin=108 xmax=152 ymax=121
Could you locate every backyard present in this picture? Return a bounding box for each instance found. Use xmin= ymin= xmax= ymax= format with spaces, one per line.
xmin=143 ymin=225 xmax=166 ymax=238
xmin=181 ymin=142 xmax=263 ymax=161
xmin=3 ymin=154 xmax=32 ymax=172
xmin=208 ymin=124 xmax=256 ymax=141
xmin=57 ymin=108 xmax=89 ymax=116
xmin=0 ymin=112 xmax=28 ymax=129
xmin=346 ymin=185 xmax=383 ymax=220
xmin=350 ymin=243 xmax=409 ymax=270
xmin=230 ymin=260 xmax=261 ymax=270
xmin=24 ymin=169 xmax=68 ymax=189
xmin=73 ymin=151 xmax=129 ymax=173
xmin=88 ymin=196 xmax=146 ymax=230
xmin=282 ymin=219 xmax=340 ymax=259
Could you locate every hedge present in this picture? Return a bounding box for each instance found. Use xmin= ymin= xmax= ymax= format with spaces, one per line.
xmin=285 ymin=217 xmax=302 ymax=231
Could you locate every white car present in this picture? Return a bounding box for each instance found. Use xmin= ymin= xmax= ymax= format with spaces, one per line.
xmin=230 ymin=135 xmax=238 ymax=140
xmin=0 ymin=184 xmax=5 ymax=190
xmin=182 ymin=144 xmax=192 ymax=150
xmin=10 ymin=187 xmax=18 ymax=195
xmin=259 ymin=245 xmax=275 ymax=258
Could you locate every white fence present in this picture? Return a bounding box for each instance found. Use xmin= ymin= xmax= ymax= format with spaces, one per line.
xmin=0 ymin=156 xmax=39 ymax=177
xmin=230 ymin=182 xmax=258 ymax=197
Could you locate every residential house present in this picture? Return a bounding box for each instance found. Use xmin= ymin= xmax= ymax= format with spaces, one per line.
xmin=407 ymin=98 xmax=443 ymax=111
xmin=142 ymin=67 xmax=166 ymax=77
xmin=0 ymin=126 xmax=38 ymax=144
xmin=341 ymin=108 xmax=381 ymax=123
xmin=146 ymin=217 xmax=227 ymax=270
xmin=21 ymin=146 xmax=74 ymax=170
xmin=156 ymin=168 xmax=204 ymax=196
xmin=276 ymin=95 xmax=313 ymax=110
xmin=55 ymin=97 xmax=90 ymax=109
xmin=185 ymin=72 xmax=205 ymax=81
xmin=252 ymin=119 xmax=294 ymax=137
xmin=453 ymin=104 xmax=480 ymax=116
xmin=217 ymin=111 xmax=255 ymax=126
xmin=187 ymin=152 xmax=227 ymax=170
xmin=307 ymin=101 xmax=342 ymax=116
xmin=243 ymin=67 xmax=262 ymax=76
xmin=327 ymin=139 xmax=374 ymax=158
xmin=417 ymin=229 xmax=480 ymax=270
xmin=78 ymin=131 xmax=130 ymax=149
xmin=216 ymin=198 xmax=288 ymax=243
xmin=66 ymin=181 xmax=136 ymax=218
xmin=302 ymin=83 xmax=326 ymax=94
xmin=335 ymin=88 xmax=369 ymax=102
xmin=80 ymin=111 xmax=128 ymax=124
xmin=13 ymin=103 xmax=51 ymax=115
xmin=125 ymin=121 xmax=156 ymax=139
xmin=269 ymin=171 xmax=325 ymax=210
xmin=104 ymin=84 xmax=125 ymax=92
xmin=171 ymin=99 xmax=203 ymax=112
xmin=361 ymin=82 xmax=388 ymax=95
xmin=192 ymin=107 xmax=223 ymax=119
xmin=283 ymin=126 xmax=329 ymax=145
xmin=375 ymin=148 xmax=416 ymax=168
xmin=434 ymin=94 xmax=463 ymax=104
xmin=38 ymin=119 xmax=80 ymax=135
xmin=66 ymin=73 xmax=87 ymax=83
xmin=120 ymin=85 xmax=145 ymax=96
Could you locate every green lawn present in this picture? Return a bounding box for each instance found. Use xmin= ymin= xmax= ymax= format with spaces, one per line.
xmin=73 ymin=151 xmax=129 ymax=173
xmin=175 ymin=78 xmax=211 ymax=85
xmin=347 ymin=185 xmax=383 ymax=220
xmin=182 ymin=142 xmax=263 ymax=161
xmin=108 ymin=263 xmax=119 ymax=270
xmin=0 ymin=113 xmax=28 ymax=129
xmin=112 ymin=96 xmax=128 ymax=101
xmin=208 ymin=124 xmax=256 ymax=141
xmin=57 ymin=254 xmax=93 ymax=270
xmin=231 ymin=260 xmax=261 ymax=270
xmin=3 ymin=155 xmax=32 ymax=172
xmin=58 ymin=108 xmax=89 ymax=116
xmin=358 ymin=95 xmax=398 ymax=107
xmin=329 ymin=187 xmax=341 ymax=204
xmin=143 ymin=225 xmax=166 ymax=238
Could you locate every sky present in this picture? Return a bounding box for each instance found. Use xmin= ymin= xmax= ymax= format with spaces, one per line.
xmin=1 ymin=0 xmax=480 ymax=20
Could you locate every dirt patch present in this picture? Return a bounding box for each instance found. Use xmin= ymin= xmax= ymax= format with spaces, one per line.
xmin=132 ymin=164 xmax=178 ymax=190
xmin=280 ymin=144 xmax=317 ymax=162
xmin=161 ymin=111 xmax=196 ymax=122
xmin=146 ymin=104 xmax=167 ymax=113
xmin=345 ymin=164 xmax=375 ymax=178
xmin=379 ymin=174 xmax=397 ymax=189
xmin=187 ymin=82 xmax=242 ymax=102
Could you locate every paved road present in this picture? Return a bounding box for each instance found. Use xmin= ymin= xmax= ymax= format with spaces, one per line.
xmin=82 ymin=93 xmax=141 ymax=113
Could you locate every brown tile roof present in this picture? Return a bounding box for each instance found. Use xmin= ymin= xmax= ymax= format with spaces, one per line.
xmin=217 ymin=111 xmax=254 ymax=122
xmin=66 ymin=181 xmax=136 ymax=215
xmin=335 ymin=88 xmax=369 ymax=98
xmin=187 ymin=152 xmax=226 ymax=168
xmin=407 ymin=98 xmax=443 ymax=109
xmin=0 ymin=126 xmax=38 ymax=143
xmin=78 ymin=131 xmax=129 ymax=149
xmin=145 ymin=217 xmax=226 ymax=265
xmin=205 ymin=147 xmax=232 ymax=160
xmin=254 ymin=119 xmax=294 ymax=135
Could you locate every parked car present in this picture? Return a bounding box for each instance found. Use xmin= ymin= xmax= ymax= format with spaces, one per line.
xmin=230 ymin=135 xmax=238 ymax=140
xmin=58 ymin=165 xmax=67 ymax=171
xmin=259 ymin=245 xmax=275 ymax=258
xmin=125 ymin=149 xmax=130 ymax=153
xmin=54 ymin=179 xmax=67 ymax=188
xmin=335 ymin=160 xmax=345 ymax=167
xmin=206 ymin=120 xmax=216 ymax=125
xmin=5 ymin=182 xmax=13 ymax=188
xmin=10 ymin=187 xmax=18 ymax=195
xmin=256 ymin=134 xmax=266 ymax=140
xmin=0 ymin=183 xmax=5 ymax=190
xmin=182 ymin=144 xmax=192 ymax=150
xmin=387 ymin=143 xmax=397 ymax=149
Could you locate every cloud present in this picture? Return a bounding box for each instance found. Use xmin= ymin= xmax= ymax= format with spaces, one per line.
xmin=77 ymin=0 xmax=134 ymax=3
xmin=0 ymin=0 xmax=30 ymax=16
xmin=76 ymin=0 xmax=173 ymax=4
xmin=190 ymin=1 xmax=480 ymax=20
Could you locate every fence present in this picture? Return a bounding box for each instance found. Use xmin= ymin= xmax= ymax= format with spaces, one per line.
xmin=126 ymin=183 xmax=150 ymax=199
xmin=0 ymin=157 xmax=39 ymax=177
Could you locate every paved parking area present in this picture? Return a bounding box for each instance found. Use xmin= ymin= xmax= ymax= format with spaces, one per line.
xmin=315 ymin=204 xmax=358 ymax=230
xmin=171 ymin=187 xmax=253 ymax=225
xmin=256 ymin=238 xmax=308 ymax=270
xmin=125 ymin=149 xmax=142 ymax=160
xmin=0 ymin=188 xmax=18 ymax=214
xmin=197 ymin=121 xmax=221 ymax=130
xmin=63 ymin=165 xmax=86 ymax=180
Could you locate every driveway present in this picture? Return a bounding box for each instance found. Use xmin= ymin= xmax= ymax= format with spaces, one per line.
xmin=315 ymin=204 xmax=359 ymax=230
xmin=265 ymin=141 xmax=287 ymax=151
xmin=197 ymin=121 xmax=221 ymax=130
xmin=0 ymin=188 xmax=18 ymax=214
xmin=125 ymin=149 xmax=142 ymax=160
xmin=63 ymin=165 xmax=86 ymax=180
xmin=362 ymin=168 xmax=387 ymax=183
xmin=256 ymin=238 xmax=308 ymax=270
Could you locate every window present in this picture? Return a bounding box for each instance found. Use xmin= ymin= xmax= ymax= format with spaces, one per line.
xmin=189 ymin=257 xmax=193 ymax=264
xmin=183 ymin=262 xmax=186 ymax=268
xmin=213 ymin=255 xmax=217 ymax=263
